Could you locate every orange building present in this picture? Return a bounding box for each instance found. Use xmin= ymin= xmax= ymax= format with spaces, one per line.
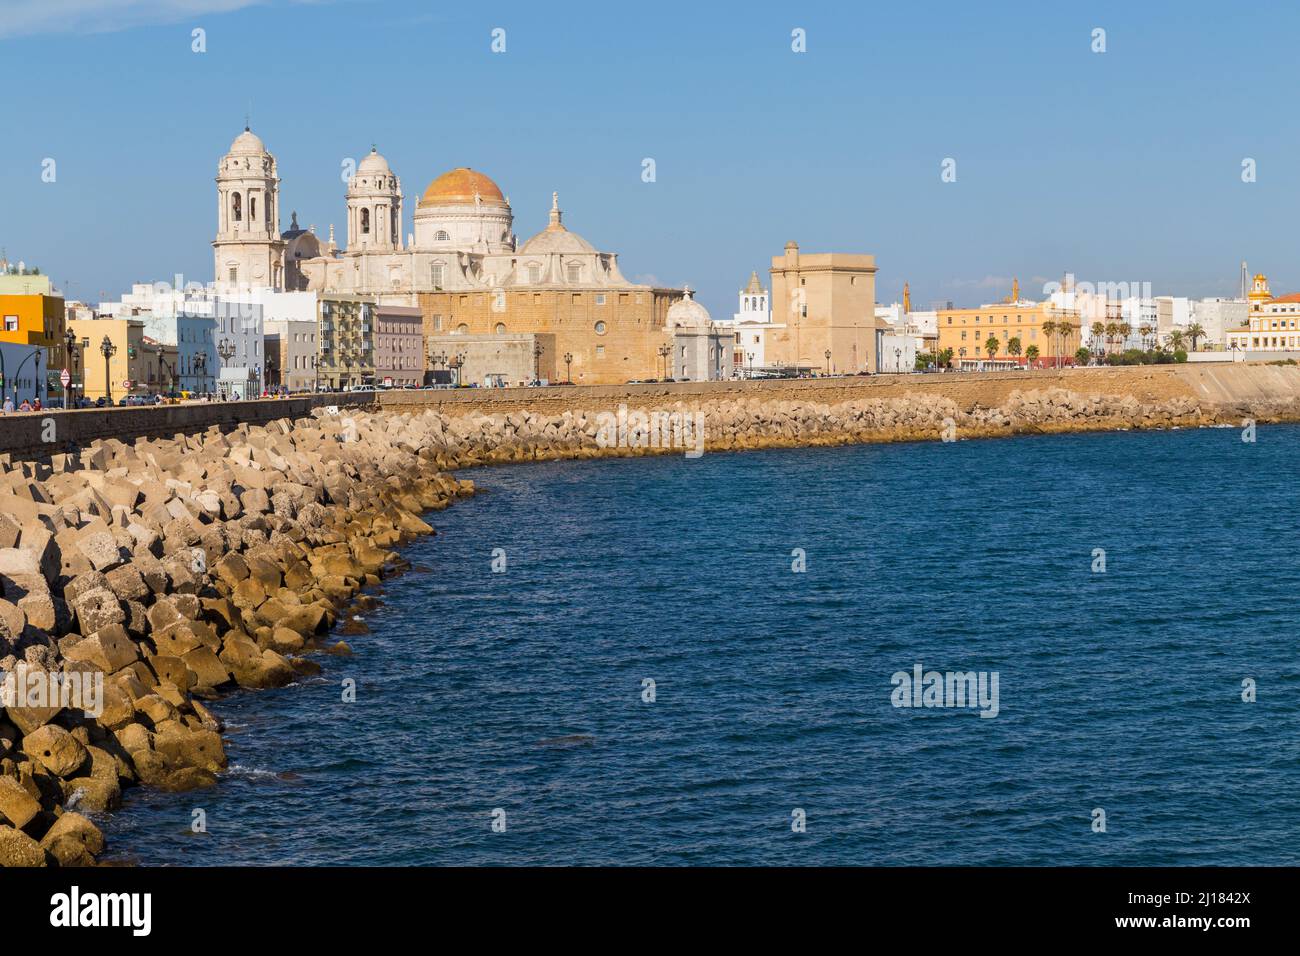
xmin=0 ymin=289 xmax=68 ymax=394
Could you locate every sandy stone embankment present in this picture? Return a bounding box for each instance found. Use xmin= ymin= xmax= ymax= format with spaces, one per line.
xmin=2 ymin=370 xmax=1299 ymax=866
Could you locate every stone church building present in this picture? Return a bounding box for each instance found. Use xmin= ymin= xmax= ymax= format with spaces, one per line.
xmin=211 ymin=129 xmax=683 ymax=384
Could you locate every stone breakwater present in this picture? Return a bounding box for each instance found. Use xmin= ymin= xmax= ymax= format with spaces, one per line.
xmin=0 ymin=382 xmax=1296 ymax=866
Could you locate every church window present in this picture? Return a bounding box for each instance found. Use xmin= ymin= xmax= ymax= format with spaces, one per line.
xmin=595 ymin=321 xmax=607 ymax=335
xmin=232 ymin=193 xmax=242 ymax=222
xmin=361 ymin=209 xmax=370 ymax=234
xmin=595 ymin=345 xmax=605 ymax=357
xmin=250 ymin=196 xmax=257 ymax=221
xmin=596 ymin=294 xmax=606 ymax=306
xmin=456 ymin=323 xmax=468 ymax=334
xmin=567 ymin=263 xmax=582 ymax=283
xmin=431 ymin=264 xmax=445 ymax=288
xmin=228 ymin=268 xmax=238 ymax=283
xmin=435 ymin=230 xmax=450 ymax=241
xmin=495 ymin=323 xmax=506 ymax=335
xmin=527 ymin=263 xmax=542 ymax=284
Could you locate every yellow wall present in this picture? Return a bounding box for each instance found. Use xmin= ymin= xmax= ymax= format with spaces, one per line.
xmin=935 ymin=302 xmax=1080 ymax=365
xmin=66 ymin=319 xmax=150 ymax=401
xmin=418 ymin=287 xmax=679 ymax=385
xmin=0 ymin=293 xmax=68 ymax=388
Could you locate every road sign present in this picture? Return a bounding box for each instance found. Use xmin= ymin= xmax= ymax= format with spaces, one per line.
xmin=122 ymin=380 xmax=132 ymax=388
xmin=60 ymin=368 xmax=70 ymax=388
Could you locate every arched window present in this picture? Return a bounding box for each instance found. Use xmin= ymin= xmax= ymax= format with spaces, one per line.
xmin=456 ymin=323 xmax=468 ymax=334
xmin=232 ymin=192 xmax=242 ymax=222
xmin=435 ymin=230 xmax=450 ymax=241
xmin=494 ymin=322 xmax=506 ymax=335
xmin=250 ymin=195 xmax=257 ymax=221
xmin=361 ymin=209 xmax=370 ymax=234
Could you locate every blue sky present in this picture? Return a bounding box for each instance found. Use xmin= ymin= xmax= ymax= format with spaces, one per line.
xmin=1 ymin=0 xmax=1296 ymax=317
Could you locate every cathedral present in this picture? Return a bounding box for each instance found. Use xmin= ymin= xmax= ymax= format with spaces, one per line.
xmin=212 ymin=128 xmax=683 ymax=384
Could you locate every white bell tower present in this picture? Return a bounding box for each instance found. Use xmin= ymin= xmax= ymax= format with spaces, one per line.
xmin=213 ymin=127 xmax=286 ymax=290
xmin=346 ymin=146 xmax=403 ymax=251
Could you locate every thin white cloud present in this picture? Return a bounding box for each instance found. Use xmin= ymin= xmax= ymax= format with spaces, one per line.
xmin=0 ymin=0 xmax=271 ymax=40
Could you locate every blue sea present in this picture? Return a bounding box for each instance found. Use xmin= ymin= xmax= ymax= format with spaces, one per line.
xmin=104 ymin=425 xmax=1300 ymax=865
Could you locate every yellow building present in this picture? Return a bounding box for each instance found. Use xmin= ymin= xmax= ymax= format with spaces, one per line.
xmin=935 ymin=297 xmax=1081 ymax=368
xmin=767 ymin=242 xmax=879 ymax=374
xmin=66 ymin=319 xmax=150 ymax=402
xmin=1226 ymin=274 xmax=1300 ymax=351
xmin=0 ymin=291 xmax=68 ymax=394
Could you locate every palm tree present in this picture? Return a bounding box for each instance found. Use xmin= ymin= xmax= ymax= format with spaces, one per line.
xmin=1186 ymin=322 xmax=1206 ymax=352
xmin=985 ymin=336 xmax=1000 ymax=364
xmin=1041 ymin=320 xmax=1057 ymax=367
xmin=1025 ymin=344 xmax=1040 ymax=367
xmin=1104 ymin=321 xmax=1120 ymax=357
xmin=1091 ymin=321 xmax=1106 ymax=355
xmin=1168 ymin=329 xmax=1186 ymax=353
xmin=1055 ymin=321 xmax=1073 ymax=368
xmin=1007 ymin=336 xmax=1022 ymax=366
xmin=1118 ymin=322 xmax=1132 ymax=352
xmin=1139 ymin=323 xmax=1153 ymax=351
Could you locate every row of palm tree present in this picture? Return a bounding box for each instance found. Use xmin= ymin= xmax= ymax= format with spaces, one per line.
xmin=1087 ymin=320 xmax=1207 ymax=356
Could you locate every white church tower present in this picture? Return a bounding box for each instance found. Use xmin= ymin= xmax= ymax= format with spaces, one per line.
xmin=213 ymin=127 xmax=286 ymax=289
xmin=346 ymin=146 xmax=403 ymax=251
xmin=731 ymin=270 xmax=775 ymax=374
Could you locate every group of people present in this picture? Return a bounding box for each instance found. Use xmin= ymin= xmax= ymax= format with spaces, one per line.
xmin=1 ymin=396 xmax=43 ymax=414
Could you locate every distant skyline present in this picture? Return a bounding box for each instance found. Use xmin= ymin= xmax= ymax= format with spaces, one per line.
xmin=2 ymin=0 xmax=1297 ymax=318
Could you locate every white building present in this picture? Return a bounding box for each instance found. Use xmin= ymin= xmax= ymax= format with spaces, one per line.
xmin=98 ymin=283 xmax=223 ymax=394
xmin=1191 ymin=298 xmax=1247 ymax=349
xmin=667 ymin=288 xmax=733 ymax=381
xmin=729 ymin=271 xmax=779 ymax=375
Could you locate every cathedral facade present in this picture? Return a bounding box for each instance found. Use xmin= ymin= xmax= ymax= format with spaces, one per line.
xmin=212 ymin=130 xmax=682 ymax=384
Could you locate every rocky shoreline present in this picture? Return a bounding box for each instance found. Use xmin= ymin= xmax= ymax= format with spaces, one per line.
xmin=1 ymin=384 xmax=1296 ymax=865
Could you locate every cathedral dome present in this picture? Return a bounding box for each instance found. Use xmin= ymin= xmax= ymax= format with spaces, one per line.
xmin=228 ymin=128 xmax=266 ymax=155
xmin=357 ymin=147 xmax=391 ymax=174
xmin=667 ymin=287 xmax=711 ymax=327
xmin=519 ymin=192 xmax=596 ymax=254
xmin=420 ymin=168 xmax=505 ymax=207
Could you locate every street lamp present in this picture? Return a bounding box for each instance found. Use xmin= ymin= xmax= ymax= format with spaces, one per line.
xmin=100 ymin=335 xmax=117 ymax=403
xmin=563 ymin=351 xmax=573 ymax=384
xmin=193 ymin=351 xmax=208 ymax=397
xmin=533 ymin=341 xmax=544 ymax=383
xmin=64 ymin=328 xmax=77 ymax=408
xmin=824 ymin=349 xmax=832 ymax=376
xmin=217 ymin=339 xmax=235 ymax=398
xmin=894 ymin=346 xmax=902 ymax=373
xmin=657 ymin=343 xmax=671 ymax=381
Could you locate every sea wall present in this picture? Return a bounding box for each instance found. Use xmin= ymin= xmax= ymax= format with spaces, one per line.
xmin=3 ymin=366 xmax=1300 ymax=865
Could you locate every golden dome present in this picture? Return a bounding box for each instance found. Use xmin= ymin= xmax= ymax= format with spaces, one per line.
xmin=419 ymin=168 xmax=505 ymax=206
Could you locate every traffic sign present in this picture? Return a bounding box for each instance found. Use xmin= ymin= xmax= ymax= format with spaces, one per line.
xmin=122 ymin=380 xmax=132 ymax=388
xmin=60 ymin=368 xmax=70 ymax=388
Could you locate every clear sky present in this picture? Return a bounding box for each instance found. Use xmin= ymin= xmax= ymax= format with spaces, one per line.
xmin=1 ymin=0 xmax=1296 ymax=318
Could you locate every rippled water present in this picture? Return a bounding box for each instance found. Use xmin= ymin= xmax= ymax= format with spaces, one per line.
xmin=104 ymin=425 xmax=1300 ymax=865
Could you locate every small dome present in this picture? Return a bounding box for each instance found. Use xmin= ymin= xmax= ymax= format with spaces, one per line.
xmin=420 ymin=168 xmax=504 ymax=206
xmin=667 ymin=287 xmax=711 ymax=327
xmin=519 ymin=191 xmax=596 ymax=255
xmin=358 ymin=147 xmax=390 ymax=174
xmin=228 ymin=127 xmax=266 ymax=155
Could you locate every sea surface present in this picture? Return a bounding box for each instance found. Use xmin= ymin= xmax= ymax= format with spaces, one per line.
xmin=104 ymin=425 xmax=1300 ymax=865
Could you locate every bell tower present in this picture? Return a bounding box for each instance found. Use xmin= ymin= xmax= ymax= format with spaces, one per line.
xmin=213 ymin=127 xmax=286 ymax=290
xmin=346 ymin=146 xmax=403 ymax=251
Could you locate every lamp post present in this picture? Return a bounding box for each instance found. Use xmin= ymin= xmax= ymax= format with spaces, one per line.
xmin=193 ymin=351 xmax=207 ymax=397
xmin=532 ymin=341 xmax=544 ymax=383
xmin=450 ymin=352 xmax=464 ymax=386
xmin=894 ymin=346 xmax=902 ymax=373
xmin=64 ymin=328 xmax=77 ymax=408
xmin=100 ymin=335 xmax=117 ymax=403
xmin=217 ymin=338 xmax=235 ymax=398
xmin=824 ymin=349 xmax=832 ymax=376
xmin=657 ymin=343 xmax=671 ymax=381
xmin=563 ymin=351 xmax=573 ymax=384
